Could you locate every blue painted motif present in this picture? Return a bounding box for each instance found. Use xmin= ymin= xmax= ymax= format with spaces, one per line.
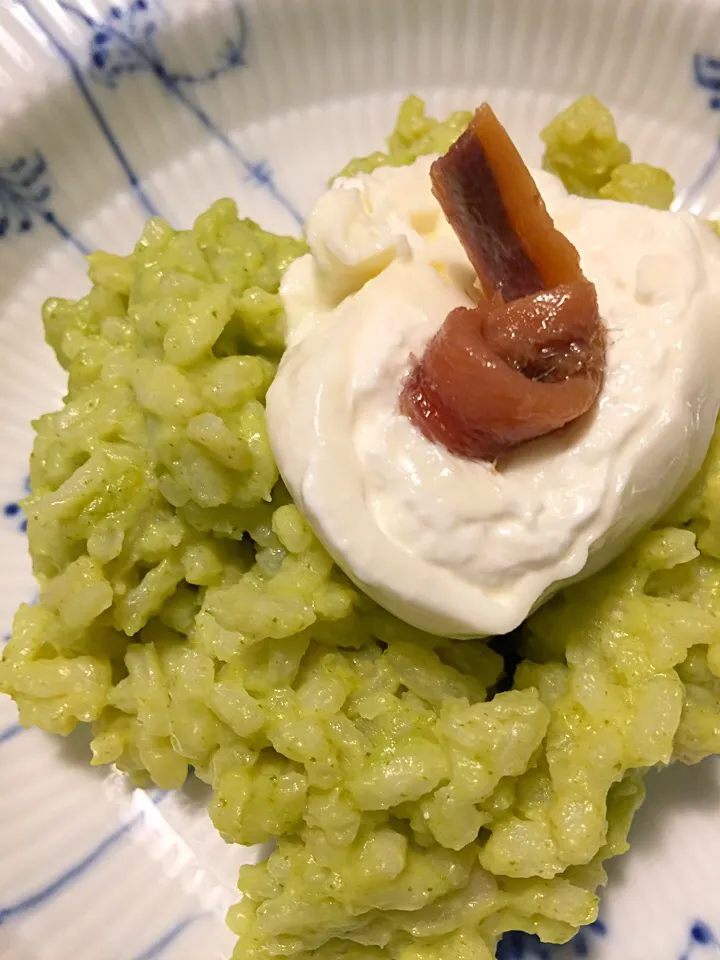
xmin=72 ymin=0 xmax=246 ymax=90
xmin=132 ymin=913 xmax=207 ymax=960
xmin=58 ymin=0 xmax=304 ymax=225
xmin=3 ymin=476 xmax=30 ymax=534
xmin=0 ymin=152 xmax=88 ymax=254
xmin=2 ymin=501 xmax=26 ymax=533
xmin=0 ymin=723 xmax=24 ymax=746
xmin=0 ymin=815 xmax=139 ymax=924
xmin=695 ymin=55 xmax=720 ymax=111
xmin=680 ymin=920 xmax=720 ymax=960
xmin=679 ymin=54 xmax=720 ymax=209
xmin=0 ymin=791 xmax=167 ymax=924
xmin=15 ymin=0 xmax=160 ymax=219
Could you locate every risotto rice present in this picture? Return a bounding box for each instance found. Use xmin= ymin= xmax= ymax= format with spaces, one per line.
xmin=2 ymin=96 xmax=720 ymax=960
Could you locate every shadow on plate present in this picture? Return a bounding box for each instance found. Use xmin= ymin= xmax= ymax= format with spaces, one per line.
xmin=628 ymin=756 xmax=720 ymax=847
xmin=53 ymin=722 xmax=99 ymax=771
xmin=181 ymin=767 xmax=214 ymax=806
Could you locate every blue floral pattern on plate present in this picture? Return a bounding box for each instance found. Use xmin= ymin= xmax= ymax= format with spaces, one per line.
xmin=80 ymin=0 xmax=247 ymax=89
xmin=676 ymin=53 xmax=720 ymax=209
xmin=694 ymin=55 xmax=720 ymax=110
xmin=3 ymin=476 xmax=29 ymax=533
xmin=58 ymin=0 xmax=303 ymax=224
xmin=680 ymin=921 xmax=720 ymax=959
xmin=0 ymin=152 xmax=88 ymax=252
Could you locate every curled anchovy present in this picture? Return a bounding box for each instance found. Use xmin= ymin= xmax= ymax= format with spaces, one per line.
xmin=400 ymin=104 xmax=605 ymax=461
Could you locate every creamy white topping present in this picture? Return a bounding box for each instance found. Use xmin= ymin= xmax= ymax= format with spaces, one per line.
xmin=266 ymin=156 xmax=720 ymax=637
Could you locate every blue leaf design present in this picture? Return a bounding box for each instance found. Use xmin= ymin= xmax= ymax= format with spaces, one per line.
xmin=3 ymin=476 xmax=30 ymax=533
xmin=247 ymin=160 xmax=273 ymax=187
xmin=0 ymin=723 xmax=25 ymax=745
xmin=679 ymin=51 xmax=720 ymax=212
xmin=680 ymin=920 xmax=719 ymax=959
xmin=57 ymin=0 xmax=303 ymax=224
xmin=0 ymin=794 xmax=167 ymax=924
xmin=690 ymin=922 xmax=714 ymax=945
xmin=0 ymin=150 xmax=86 ymax=252
xmin=695 ymin=54 xmax=720 ymax=98
xmin=132 ymin=913 xmax=207 ymax=960
xmin=33 ymin=184 xmax=52 ymax=204
xmin=3 ymin=499 xmax=25 ymax=531
xmin=63 ymin=0 xmax=248 ymax=89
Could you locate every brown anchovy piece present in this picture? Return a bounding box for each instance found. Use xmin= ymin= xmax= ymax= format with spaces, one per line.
xmin=400 ymin=104 xmax=605 ymax=461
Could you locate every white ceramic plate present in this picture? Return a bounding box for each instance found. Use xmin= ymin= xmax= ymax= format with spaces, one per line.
xmin=2 ymin=1 xmax=720 ymax=958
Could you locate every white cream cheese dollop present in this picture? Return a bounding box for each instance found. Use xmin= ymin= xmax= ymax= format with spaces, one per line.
xmin=266 ymin=155 xmax=720 ymax=638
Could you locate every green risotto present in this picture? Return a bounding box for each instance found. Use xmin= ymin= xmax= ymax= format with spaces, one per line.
xmin=3 ymin=96 xmax=720 ymax=960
